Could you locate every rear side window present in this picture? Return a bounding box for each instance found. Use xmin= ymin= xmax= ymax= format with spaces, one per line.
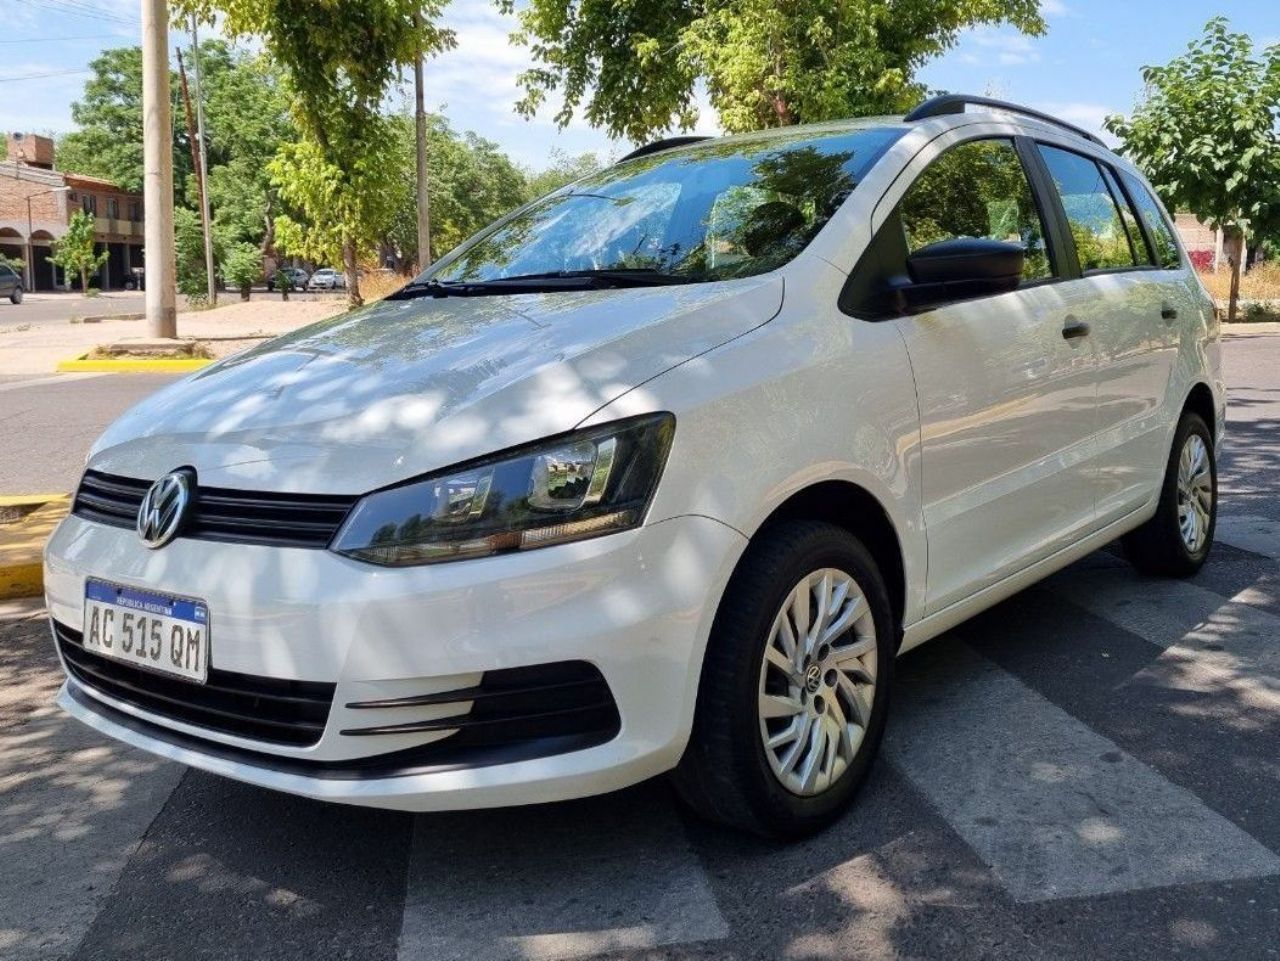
xmin=899 ymin=138 xmax=1053 ymax=281
xmin=1100 ymin=166 xmax=1152 ymax=266
xmin=1120 ymin=171 xmax=1182 ymax=269
xmin=1037 ymin=145 xmax=1136 ymax=272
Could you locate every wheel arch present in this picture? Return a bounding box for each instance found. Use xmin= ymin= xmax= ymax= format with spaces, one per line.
xmin=750 ymin=480 xmax=907 ymax=641
xmin=1182 ymin=381 xmax=1218 ymax=440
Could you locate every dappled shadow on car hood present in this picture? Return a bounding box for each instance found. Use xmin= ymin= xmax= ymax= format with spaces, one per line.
xmin=87 ymin=276 xmax=783 ymax=493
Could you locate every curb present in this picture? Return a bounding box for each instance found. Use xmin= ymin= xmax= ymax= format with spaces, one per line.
xmin=0 ymin=494 xmax=70 ymax=600
xmin=56 ymin=356 xmax=214 ymax=373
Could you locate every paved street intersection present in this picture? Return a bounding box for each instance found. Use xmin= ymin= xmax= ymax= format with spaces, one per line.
xmin=1 ymin=331 xmax=1278 ymax=961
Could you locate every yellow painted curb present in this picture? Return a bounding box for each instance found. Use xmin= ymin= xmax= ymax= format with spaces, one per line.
xmin=0 ymin=495 xmax=70 ymax=600
xmin=56 ymin=357 xmax=214 ymax=373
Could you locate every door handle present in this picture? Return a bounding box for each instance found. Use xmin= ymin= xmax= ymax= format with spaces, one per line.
xmin=1161 ymin=303 xmax=1178 ymax=321
xmin=1062 ymin=319 xmax=1091 ymax=340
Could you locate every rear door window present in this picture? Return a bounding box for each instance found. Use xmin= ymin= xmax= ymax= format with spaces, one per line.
xmin=1120 ymin=172 xmax=1182 ymax=269
xmin=1037 ymin=144 xmax=1137 ymax=272
xmin=1100 ymin=166 xmax=1153 ymax=266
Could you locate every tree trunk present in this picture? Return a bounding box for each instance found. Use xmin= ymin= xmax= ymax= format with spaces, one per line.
xmin=80 ymin=268 xmax=88 ymax=294
xmin=240 ymin=284 xmax=251 ymax=302
xmin=343 ymin=240 xmax=362 ymax=308
xmin=1223 ymin=224 xmax=1245 ymax=323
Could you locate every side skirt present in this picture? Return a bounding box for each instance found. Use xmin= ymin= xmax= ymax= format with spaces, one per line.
xmin=899 ymin=501 xmax=1157 ymax=654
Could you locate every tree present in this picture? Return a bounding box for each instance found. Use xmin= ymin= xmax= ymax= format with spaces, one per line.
xmin=382 ymin=113 xmax=529 ymax=268
xmin=1105 ymin=18 xmax=1280 ymax=322
xmin=202 ymin=50 xmax=297 ymax=255
xmin=505 ymin=0 xmax=1045 ymax=141
xmin=55 ymin=47 xmax=190 ymax=194
xmin=523 ymin=149 xmax=605 ymax=202
xmin=221 ymin=242 xmax=262 ymax=299
xmin=50 ymin=210 xmax=110 ymax=293
xmin=175 ymin=0 xmax=455 ymax=307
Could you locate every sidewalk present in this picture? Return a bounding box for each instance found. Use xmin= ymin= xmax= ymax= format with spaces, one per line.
xmin=0 ymin=299 xmax=345 ymax=376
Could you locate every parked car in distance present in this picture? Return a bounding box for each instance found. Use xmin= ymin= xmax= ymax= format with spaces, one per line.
xmin=0 ymin=262 xmax=24 ymax=304
xmin=47 ymin=96 xmax=1223 ymax=838
xmin=308 ymin=268 xmax=345 ymax=290
xmin=266 ymin=267 xmax=309 ymax=292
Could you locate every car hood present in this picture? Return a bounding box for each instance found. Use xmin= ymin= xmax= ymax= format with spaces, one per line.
xmin=88 ymin=277 xmax=783 ymax=494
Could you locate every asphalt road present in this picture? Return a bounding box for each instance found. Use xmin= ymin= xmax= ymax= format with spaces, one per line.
xmin=2 ymin=332 xmax=1279 ymax=960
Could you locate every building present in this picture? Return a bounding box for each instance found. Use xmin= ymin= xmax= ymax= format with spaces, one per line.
xmin=0 ymin=133 xmax=145 ymax=292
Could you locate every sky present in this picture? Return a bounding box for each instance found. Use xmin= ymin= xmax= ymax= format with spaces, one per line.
xmin=1 ymin=0 xmax=1277 ymax=171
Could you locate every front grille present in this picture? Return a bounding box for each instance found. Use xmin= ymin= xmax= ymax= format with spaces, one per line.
xmin=73 ymin=469 xmax=358 ymax=549
xmin=341 ymin=661 xmax=622 ymax=749
xmin=54 ymin=620 xmax=334 ymax=746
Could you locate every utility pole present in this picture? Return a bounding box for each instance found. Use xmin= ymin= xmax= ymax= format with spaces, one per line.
xmin=176 ymin=50 xmax=202 ymax=215
xmin=189 ymin=15 xmax=216 ymax=304
xmin=413 ymin=9 xmax=431 ymax=271
xmin=141 ymin=0 xmax=177 ymax=338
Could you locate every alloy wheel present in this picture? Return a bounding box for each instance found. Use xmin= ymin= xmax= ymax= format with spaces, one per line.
xmin=757 ymin=568 xmax=878 ymax=797
xmin=1176 ymin=433 xmax=1213 ymax=554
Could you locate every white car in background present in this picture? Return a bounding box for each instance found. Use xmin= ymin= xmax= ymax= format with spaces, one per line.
xmin=308 ymin=268 xmax=346 ymax=291
xmin=46 ymin=96 xmax=1222 ymax=837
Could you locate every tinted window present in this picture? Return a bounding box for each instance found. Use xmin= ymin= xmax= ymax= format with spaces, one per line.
xmin=899 ymin=139 xmax=1052 ymax=281
xmin=1121 ymin=172 xmax=1181 ymax=269
xmin=1101 ymin=166 xmax=1152 ymax=266
xmin=1037 ymin=145 xmax=1136 ymax=271
xmin=0 ymin=265 xmax=14 ymax=280
xmin=426 ymin=126 xmax=903 ymax=285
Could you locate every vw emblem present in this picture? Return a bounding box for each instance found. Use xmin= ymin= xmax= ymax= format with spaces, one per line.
xmin=136 ymin=470 xmax=192 ymax=549
xmin=804 ymin=664 xmax=822 ymax=694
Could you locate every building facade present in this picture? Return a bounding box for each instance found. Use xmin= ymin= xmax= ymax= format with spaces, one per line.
xmin=0 ymin=133 xmax=144 ymax=292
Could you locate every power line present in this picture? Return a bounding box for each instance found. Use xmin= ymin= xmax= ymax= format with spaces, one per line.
xmin=0 ymin=35 xmax=116 ymax=44
xmin=0 ymin=68 xmax=91 ymax=83
xmin=23 ymin=0 xmax=136 ymax=27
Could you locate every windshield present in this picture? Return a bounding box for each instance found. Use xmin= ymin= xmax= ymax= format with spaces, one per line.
xmin=421 ymin=126 xmax=903 ymax=286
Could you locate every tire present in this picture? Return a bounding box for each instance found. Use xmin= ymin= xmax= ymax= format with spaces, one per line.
xmin=673 ymin=521 xmax=895 ymax=837
xmin=10 ymin=285 xmax=22 ymax=304
xmin=1122 ymin=411 xmax=1217 ymax=577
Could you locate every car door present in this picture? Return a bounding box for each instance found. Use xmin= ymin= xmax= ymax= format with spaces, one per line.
xmin=1031 ymin=144 xmax=1184 ymax=520
xmin=848 ymin=134 xmax=1102 ymax=614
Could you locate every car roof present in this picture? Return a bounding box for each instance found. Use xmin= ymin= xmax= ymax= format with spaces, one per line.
xmin=620 ymin=95 xmax=1113 ymax=166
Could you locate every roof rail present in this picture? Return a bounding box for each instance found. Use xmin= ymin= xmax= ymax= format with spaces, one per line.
xmin=903 ymin=94 xmax=1106 ymax=147
xmin=616 ymin=135 xmax=712 ymax=164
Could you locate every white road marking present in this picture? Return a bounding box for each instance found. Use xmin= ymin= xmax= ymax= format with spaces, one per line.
xmin=1046 ymin=566 xmax=1280 ymax=707
xmin=885 ymin=643 xmax=1280 ymax=902
xmin=397 ymin=796 xmax=728 ymax=961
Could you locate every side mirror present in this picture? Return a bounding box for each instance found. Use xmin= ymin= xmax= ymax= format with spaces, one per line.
xmin=889 ymin=237 xmax=1025 ymax=314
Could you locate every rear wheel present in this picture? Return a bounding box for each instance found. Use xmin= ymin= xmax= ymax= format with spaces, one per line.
xmin=673 ymin=521 xmax=895 ymax=837
xmin=1122 ymin=411 xmax=1216 ymax=576
xmin=10 ymin=285 xmax=22 ymax=304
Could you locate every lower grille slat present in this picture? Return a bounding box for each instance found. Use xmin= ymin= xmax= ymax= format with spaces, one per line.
xmin=54 ymin=620 xmax=334 ymax=747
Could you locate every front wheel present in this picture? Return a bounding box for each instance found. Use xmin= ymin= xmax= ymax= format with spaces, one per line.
xmin=673 ymin=521 xmax=895 ymax=837
xmin=1122 ymin=411 xmax=1217 ymax=576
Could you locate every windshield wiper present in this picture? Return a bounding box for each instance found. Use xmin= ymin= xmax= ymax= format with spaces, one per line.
xmin=388 ymin=268 xmax=695 ymax=300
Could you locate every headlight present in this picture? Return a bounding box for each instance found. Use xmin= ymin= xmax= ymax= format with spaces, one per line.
xmin=331 ymin=413 xmax=675 ymax=566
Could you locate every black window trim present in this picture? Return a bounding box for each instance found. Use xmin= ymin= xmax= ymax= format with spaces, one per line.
xmin=1114 ymin=167 xmax=1186 ymax=272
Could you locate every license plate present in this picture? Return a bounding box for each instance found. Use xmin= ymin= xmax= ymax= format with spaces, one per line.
xmin=82 ymin=579 xmax=210 ymax=683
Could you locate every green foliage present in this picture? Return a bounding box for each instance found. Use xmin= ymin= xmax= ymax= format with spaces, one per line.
xmin=202 ymin=49 xmax=298 ymax=251
xmin=382 ymin=113 xmax=529 ymax=266
xmin=175 ymin=206 xmax=226 ymax=297
xmin=522 ymin=149 xmax=605 ymax=202
xmin=1105 ymin=18 xmax=1280 ymax=318
xmin=505 ymin=0 xmax=1045 ymax=140
xmin=55 ymin=47 xmax=190 ymax=193
xmin=175 ymin=0 xmax=456 ymax=305
xmin=222 ymin=242 xmax=262 ymax=298
xmin=49 ymin=210 xmax=109 ymax=292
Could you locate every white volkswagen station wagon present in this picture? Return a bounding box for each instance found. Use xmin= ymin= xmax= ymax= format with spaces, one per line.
xmin=46 ymin=96 xmax=1223 ymax=836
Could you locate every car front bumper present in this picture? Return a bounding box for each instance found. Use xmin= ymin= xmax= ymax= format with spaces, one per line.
xmin=45 ymin=512 xmax=745 ymax=811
